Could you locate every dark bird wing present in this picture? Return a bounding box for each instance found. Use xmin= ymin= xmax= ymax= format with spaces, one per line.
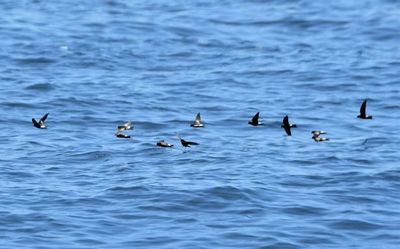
xmin=251 ymin=112 xmax=260 ymax=124
xmin=360 ymin=100 xmax=367 ymax=116
xmin=40 ymin=113 xmax=49 ymax=123
xmin=187 ymin=141 xmax=199 ymax=145
xmin=283 ymin=115 xmax=291 ymax=136
xmin=32 ymin=118 xmax=40 ymax=128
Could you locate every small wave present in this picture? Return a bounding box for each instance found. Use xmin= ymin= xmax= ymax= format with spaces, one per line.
xmin=25 ymin=83 xmax=55 ymax=91
xmin=3 ymin=102 xmax=34 ymax=108
xmin=328 ymin=219 xmax=383 ymax=231
xmin=204 ymin=186 xmax=254 ymax=201
xmin=260 ymin=242 xmax=299 ymax=249
xmin=66 ymin=150 xmax=112 ymax=161
xmin=282 ymin=206 xmax=326 ymax=216
xmin=106 ymin=186 xmax=149 ymax=193
xmin=15 ymin=57 xmax=56 ymax=65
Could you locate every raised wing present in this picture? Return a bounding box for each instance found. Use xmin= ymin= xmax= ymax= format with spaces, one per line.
xmin=32 ymin=118 xmax=40 ymax=128
xmin=251 ymin=112 xmax=260 ymax=124
xmin=360 ymin=100 xmax=367 ymax=117
xmin=40 ymin=113 xmax=49 ymax=124
xmin=194 ymin=113 xmax=201 ymax=125
xmin=283 ymin=115 xmax=291 ymax=136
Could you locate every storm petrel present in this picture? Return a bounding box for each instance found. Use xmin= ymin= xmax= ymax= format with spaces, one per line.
xmin=311 ymin=130 xmax=327 ymax=136
xmin=248 ymin=112 xmax=262 ymax=126
xmin=190 ymin=113 xmax=204 ymax=128
xmin=281 ymin=115 xmax=296 ymax=136
xmin=117 ymin=121 xmax=133 ymax=132
xmin=157 ymin=140 xmax=174 ymax=147
xmin=312 ymin=133 xmax=329 ymax=142
xmin=32 ymin=113 xmax=49 ymax=129
xmin=115 ymin=121 xmax=133 ymax=138
xmin=357 ymin=99 xmax=372 ymax=119
xmin=177 ymin=135 xmax=199 ymax=148
xmin=115 ymin=133 xmax=131 ymax=138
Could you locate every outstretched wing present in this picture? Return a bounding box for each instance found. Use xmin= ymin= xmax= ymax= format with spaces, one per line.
xmin=194 ymin=113 xmax=201 ymax=125
xmin=124 ymin=121 xmax=133 ymax=129
xmin=40 ymin=113 xmax=49 ymax=124
xmin=187 ymin=141 xmax=199 ymax=145
xmin=360 ymin=100 xmax=367 ymax=116
xmin=283 ymin=115 xmax=291 ymax=136
xmin=251 ymin=112 xmax=260 ymax=124
xmin=32 ymin=118 xmax=40 ymax=128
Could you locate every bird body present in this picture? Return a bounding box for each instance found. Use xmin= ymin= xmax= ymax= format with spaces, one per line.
xmin=357 ymin=100 xmax=372 ymax=119
xmin=312 ymin=130 xmax=326 ymax=136
xmin=177 ymin=135 xmax=199 ymax=148
xmin=117 ymin=121 xmax=133 ymax=132
xmin=115 ymin=133 xmax=131 ymax=138
xmin=157 ymin=140 xmax=174 ymax=147
xmin=313 ymin=136 xmax=330 ymax=142
xmin=190 ymin=113 xmax=204 ymax=128
xmin=180 ymin=139 xmax=199 ymax=147
xmin=32 ymin=113 xmax=49 ymax=129
xmin=248 ymin=112 xmax=262 ymax=126
xmin=116 ymin=121 xmax=133 ymax=138
xmin=312 ymin=131 xmax=329 ymax=142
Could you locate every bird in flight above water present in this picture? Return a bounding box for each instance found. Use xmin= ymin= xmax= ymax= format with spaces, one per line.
xmin=32 ymin=113 xmax=49 ymax=129
xmin=157 ymin=140 xmax=174 ymax=147
xmin=312 ymin=131 xmax=329 ymax=142
xmin=311 ymin=130 xmax=326 ymax=136
xmin=312 ymin=135 xmax=330 ymax=142
xmin=281 ymin=115 xmax=296 ymax=136
xmin=177 ymin=134 xmax=199 ymax=148
xmin=357 ymin=99 xmax=372 ymax=119
xmin=115 ymin=121 xmax=133 ymax=138
xmin=115 ymin=133 xmax=131 ymax=138
xmin=248 ymin=112 xmax=262 ymax=126
xmin=190 ymin=113 xmax=204 ymax=128
xmin=117 ymin=121 xmax=133 ymax=132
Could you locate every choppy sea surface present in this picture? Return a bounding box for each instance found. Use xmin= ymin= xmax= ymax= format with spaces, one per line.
xmin=0 ymin=1 xmax=399 ymax=248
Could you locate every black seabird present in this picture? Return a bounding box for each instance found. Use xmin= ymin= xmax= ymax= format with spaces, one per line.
xmin=117 ymin=121 xmax=133 ymax=132
xmin=311 ymin=130 xmax=326 ymax=136
xmin=281 ymin=115 xmax=296 ymax=136
xmin=312 ymin=133 xmax=329 ymax=142
xmin=115 ymin=121 xmax=133 ymax=138
xmin=115 ymin=133 xmax=131 ymax=138
xmin=32 ymin=113 xmax=49 ymax=129
xmin=357 ymin=99 xmax=372 ymax=119
xmin=248 ymin=112 xmax=262 ymax=126
xmin=177 ymin=135 xmax=199 ymax=148
xmin=190 ymin=113 xmax=204 ymax=128
xmin=157 ymin=140 xmax=174 ymax=147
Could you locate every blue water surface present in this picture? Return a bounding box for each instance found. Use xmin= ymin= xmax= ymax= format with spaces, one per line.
xmin=0 ymin=0 xmax=399 ymax=248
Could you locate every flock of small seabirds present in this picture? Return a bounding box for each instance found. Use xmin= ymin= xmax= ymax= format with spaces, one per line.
xmin=32 ymin=99 xmax=373 ymax=149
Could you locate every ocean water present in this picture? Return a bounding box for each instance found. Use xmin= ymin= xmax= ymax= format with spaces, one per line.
xmin=0 ymin=0 xmax=399 ymax=248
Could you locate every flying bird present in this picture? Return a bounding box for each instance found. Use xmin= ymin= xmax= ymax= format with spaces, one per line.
xmin=177 ymin=135 xmax=199 ymax=148
xmin=312 ymin=133 xmax=329 ymax=142
xmin=281 ymin=115 xmax=296 ymax=136
xmin=312 ymin=135 xmax=330 ymax=142
xmin=357 ymin=99 xmax=372 ymax=119
xmin=117 ymin=121 xmax=133 ymax=132
xmin=190 ymin=113 xmax=204 ymax=128
xmin=32 ymin=113 xmax=49 ymax=129
xmin=311 ymin=130 xmax=327 ymax=136
xmin=115 ymin=133 xmax=131 ymax=138
xmin=115 ymin=121 xmax=133 ymax=138
xmin=248 ymin=112 xmax=262 ymax=126
xmin=157 ymin=140 xmax=174 ymax=147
